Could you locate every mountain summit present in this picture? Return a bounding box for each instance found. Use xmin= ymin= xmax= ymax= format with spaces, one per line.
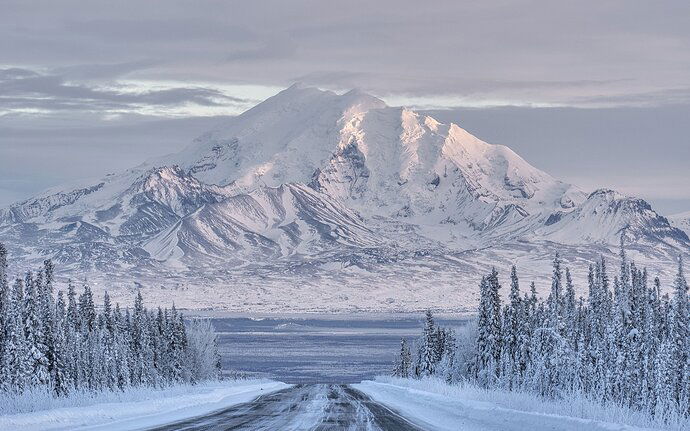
xmin=1 ymin=86 xmax=687 ymax=311
xmin=174 ymin=86 xmax=583 ymax=230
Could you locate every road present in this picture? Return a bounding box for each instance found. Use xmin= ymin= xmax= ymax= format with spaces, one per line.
xmin=148 ymin=384 xmax=425 ymax=431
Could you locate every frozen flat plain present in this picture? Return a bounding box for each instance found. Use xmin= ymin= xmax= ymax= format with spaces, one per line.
xmin=211 ymin=315 xmax=470 ymax=383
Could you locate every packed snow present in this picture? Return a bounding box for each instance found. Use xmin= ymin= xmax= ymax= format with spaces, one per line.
xmin=670 ymin=210 xmax=690 ymax=237
xmin=355 ymin=378 xmax=684 ymax=431
xmin=0 ymin=380 xmax=289 ymax=431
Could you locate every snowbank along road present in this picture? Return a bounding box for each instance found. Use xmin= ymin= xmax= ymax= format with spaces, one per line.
xmin=148 ymin=384 xmax=422 ymax=430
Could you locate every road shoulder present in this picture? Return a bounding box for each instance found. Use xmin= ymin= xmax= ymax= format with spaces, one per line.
xmin=353 ymin=380 xmax=654 ymax=431
xmin=0 ymin=380 xmax=290 ymax=431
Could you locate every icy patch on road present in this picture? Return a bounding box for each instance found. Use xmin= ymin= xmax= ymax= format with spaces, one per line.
xmin=0 ymin=380 xmax=289 ymax=431
xmin=354 ymin=378 xmax=680 ymax=431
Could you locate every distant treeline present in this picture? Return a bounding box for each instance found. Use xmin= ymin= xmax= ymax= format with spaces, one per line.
xmin=0 ymin=243 xmax=221 ymax=396
xmin=394 ymin=245 xmax=689 ymax=420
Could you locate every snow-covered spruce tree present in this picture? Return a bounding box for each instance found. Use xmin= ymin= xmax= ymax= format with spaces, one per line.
xmin=130 ymin=291 xmax=149 ymax=386
xmin=64 ymin=281 xmax=80 ymax=391
xmin=487 ymin=269 xmax=503 ymax=374
xmin=642 ymin=276 xmax=662 ymax=412
xmin=393 ymin=338 xmax=413 ymax=378
xmin=437 ymin=328 xmax=457 ymax=383
xmin=501 ymin=265 xmax=522 ymax=388
xmin=627 ymin=263 xmax=647 ymax=409
xmin=113 ymin=304 xmax=132 ymax=390
xmin=151 ymin=307 xmax=165 ymax=382
xmin=0 ymin=243 xmax=8 ymax=387
xmin=37 ymin=265 xmax=58 ymax=394
xmin=52 ymin=290 xmax=68 ymax=395
xmin=100 ymin=292 xmax=118 ymax=391
xmin=474 ymin=270 xmax=502 ymax=386
xmin=473 ymin=276 xmax=490 ymax=383
xmin=165 ymin=304 xmax=187 ymax=383
xmin=392 ymin=351 xmax=402 ymax=377
xmin=563 ymin=267 xmax=577 ymax=345
xmin=403 ymin=314 xmax=466 ymax=382
xmin=463 ymin=249 xmax=688 ymax=420
xmin=516 ymin=286 xmax=533 ymax=390
xmin=670 ymin=256 xmax=689 ymax=413
xmin=3 ymin=278 xmax=32 ymax=393
xmin=524 ymin=257 xmax=578 ymax=398
xmin=23 ymin=272 xmax=51 ymax=387
xmin=79 ymin=284 xmax=96 ymax=333
xmin=654 ymin=339 xmax=676 ymax=418
xmin=185 ymin=317 xmax=222 ymax=382
xmin=417 ymin=310 xmax=438 ymax=377
xmin=586 ymin=257 xmax=613 ymax=401
xmin=546 ymin=253 xmax=564 ymax=334
xmin=0 ymin=247 xmax=223 ymax=397
xmin=434 ymin=326 xmax=447 ymax=364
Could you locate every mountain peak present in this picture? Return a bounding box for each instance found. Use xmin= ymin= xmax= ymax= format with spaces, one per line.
xmin=588 ymin=188 xmax=626 ymax=200
xmin=340 ymin=87 xmax=387 ymax=110
xmin=278 ymin=82 xmax=335 ymax=98
xmin=268 ymin=84 xmax=385 ymax=104
xmin=173 ymin=86 xmax=387 ymax=188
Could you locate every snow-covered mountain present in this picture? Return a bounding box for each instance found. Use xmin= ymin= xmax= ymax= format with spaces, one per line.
xmin=1 ymin=85 xmax=687 ymax=311
xmin=537 ymin=189 xmax=688 ymax=248
xmin=670 ymin=211 xmax=690 ymax=238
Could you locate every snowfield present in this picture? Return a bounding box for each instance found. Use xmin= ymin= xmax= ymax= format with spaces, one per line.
xmin=354 ymin=378 xmax=687 ymax=431
xmin=0 ymin=380 xmax=289 ymax=431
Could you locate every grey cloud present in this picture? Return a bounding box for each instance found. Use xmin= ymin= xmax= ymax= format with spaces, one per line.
xmin=0 ymin=67 xmax=252 ymax=114
xmin=225 ymin=38 xmax=297 ymax=62
xmin=289 ymin=71 xmax=630 ymax=106
xmin=65 ymin=18 xmax=256 ymax=44
xmin=569 ymin=88 xmax=690 ymax=108
xmin=2 ymin=0 xmax=689 ymax=107
xmin=0 ymin=68 xmax=40 ymax=79
xmin=53 ymin=60 xmax=161 ymax=81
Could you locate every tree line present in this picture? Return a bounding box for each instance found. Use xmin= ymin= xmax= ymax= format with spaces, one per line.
xmin=394 ymin=245 xmax=689 ymax=420
xmin=0 ymin=243 xmax=221 ymax=396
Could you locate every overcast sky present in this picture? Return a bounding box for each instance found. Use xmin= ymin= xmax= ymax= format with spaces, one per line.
xmin=1 ymin=0 xmax=689 ymax=213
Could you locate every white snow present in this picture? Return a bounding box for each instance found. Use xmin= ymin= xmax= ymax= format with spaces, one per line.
xmin=669 ymin=210 xmax=690 ymax=237
xmin=172 ymin=84 xmax=387 ymax=189
xmin=0 ymin=380 xmax=289 ymax=431
xmin=354 ymin=378 xmax=680 ymax=431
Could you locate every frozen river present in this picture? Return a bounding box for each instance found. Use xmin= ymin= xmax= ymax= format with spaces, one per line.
xmin=212 ymin=315 xmax=470 ymax=383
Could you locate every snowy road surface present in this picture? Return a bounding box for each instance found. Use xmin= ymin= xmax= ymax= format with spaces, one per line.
xmin=148 ymin=384 xmax=423 ymax=431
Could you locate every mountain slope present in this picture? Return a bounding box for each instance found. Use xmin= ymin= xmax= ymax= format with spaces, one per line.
xmin=670 ymin=211 xmax=690 ymax=238
xmin=0 ymin=86 xmax=687 ymax=311
xmin=146 ymin=183 xmax=380 ymax=265
xmin=172 ymin=85 xmax=387 ymax=189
